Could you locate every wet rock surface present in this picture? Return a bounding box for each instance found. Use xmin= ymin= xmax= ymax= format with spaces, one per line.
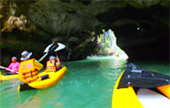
xmin=0 ymin=0 xmax=169 ymax=65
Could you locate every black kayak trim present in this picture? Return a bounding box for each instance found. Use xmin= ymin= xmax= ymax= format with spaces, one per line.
xmin=118 ymin=63 xmax=170 ymax=89
xmin=19 ymin=82 xmax=35 ymax=91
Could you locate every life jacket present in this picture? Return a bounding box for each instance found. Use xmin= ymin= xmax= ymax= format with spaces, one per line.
xmin=46 ymin=60 xmax=57 ymax=72
xmin=19 ymin=59 xmax=39 ymax=84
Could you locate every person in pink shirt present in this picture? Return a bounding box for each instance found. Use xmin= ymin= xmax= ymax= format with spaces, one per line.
xmin=5 ymin=56 xmax=20 ymax=75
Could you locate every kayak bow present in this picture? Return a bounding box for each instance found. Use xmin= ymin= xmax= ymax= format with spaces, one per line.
xmin=112 ymin=63 xmax=170 ymax=108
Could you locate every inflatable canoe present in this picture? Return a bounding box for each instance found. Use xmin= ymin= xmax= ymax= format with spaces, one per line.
xmin=112 ymin=63 xmax=170 ymax=108
xmin=18 ymin=66 xmax=67 ymax=91
xmin=0 ymin=72 xmax=18 ymax=81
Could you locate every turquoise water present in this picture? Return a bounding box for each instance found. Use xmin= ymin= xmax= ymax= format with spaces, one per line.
xmin=0 ymin=57 xmax=169 ymax=108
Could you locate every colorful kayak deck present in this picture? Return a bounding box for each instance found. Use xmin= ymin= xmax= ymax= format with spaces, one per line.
xmin=112 ymin=63 xmax=170 ymax=108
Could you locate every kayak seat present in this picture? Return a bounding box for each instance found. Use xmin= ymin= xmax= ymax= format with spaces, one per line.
xmin=41 ymin=74 xmax=49 ymax=80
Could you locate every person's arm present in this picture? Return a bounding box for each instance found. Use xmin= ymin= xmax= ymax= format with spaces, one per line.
xmin=7 ymin=63 xmax=13 ymax=70
xmin=34 ymin=60 xmax=43 ymax=71
xmin=56 ymin=56 xmax=61 ymax=66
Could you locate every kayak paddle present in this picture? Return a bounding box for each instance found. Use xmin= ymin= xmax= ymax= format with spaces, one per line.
xmin=54 ymin=42 xmax=66 ymax=52
xmin=0 ymin=65 xmax=18 ymax=73
xmin=38 ymin=42 xmax=65 ymax=62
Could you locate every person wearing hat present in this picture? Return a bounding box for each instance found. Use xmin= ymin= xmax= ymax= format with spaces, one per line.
xmin=5 ymin=56 xmax=20 ymax=75
xmin=18 ymin=50 xmax=43 ymax=84
xmin=45 ymin=55 xmax=61 ymax=72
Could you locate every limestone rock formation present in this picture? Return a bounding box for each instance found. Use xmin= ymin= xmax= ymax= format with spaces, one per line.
xmin=0 ymin=0 xmax=169 ymax=64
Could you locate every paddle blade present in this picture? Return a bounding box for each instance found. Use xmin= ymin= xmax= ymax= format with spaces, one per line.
xmin=44 ymin=42 xmax=55 ymax=53
xmin=54 ymin=42 xmax=66 ymax=52
xmin=0 ymin=66 xmax=5 ymax=69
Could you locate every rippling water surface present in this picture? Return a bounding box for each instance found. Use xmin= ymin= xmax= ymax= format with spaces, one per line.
xmin=0 ymin=57 xmax=169 ymax=108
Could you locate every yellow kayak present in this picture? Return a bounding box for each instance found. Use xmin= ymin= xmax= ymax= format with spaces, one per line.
xmin=112 ymin=63 xmax=170 ymax=108
xmin=0 ymin=72 xmax=18 ymax=81
xmin=18 ymin=66 xmax=67 ymax=91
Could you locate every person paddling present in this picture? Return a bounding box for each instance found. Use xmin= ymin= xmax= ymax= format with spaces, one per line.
xmin=5 ymin=56 xmax=20 ymax=75
xmin=19 ymin=50 xmax=43 ymax=84
xmin=45 ymin=56 xmax=61 ymax=72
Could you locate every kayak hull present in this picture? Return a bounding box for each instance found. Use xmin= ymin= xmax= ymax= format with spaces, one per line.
xmin=112 ymin=64 xmax=170 ymax=108
xmin=18 ymin=66 xmax=67 ymax=91
xmin=0 ymin=74 xmax=18 ymax=81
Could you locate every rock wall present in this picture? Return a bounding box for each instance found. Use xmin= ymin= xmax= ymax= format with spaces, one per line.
xmin=0 ymin=0 xmax=169 ymax=65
